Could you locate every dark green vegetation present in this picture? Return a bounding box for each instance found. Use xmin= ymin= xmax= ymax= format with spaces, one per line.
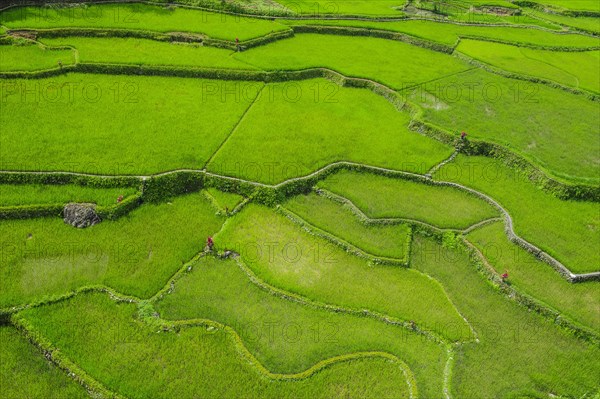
xmin=1 ymin=1 xmax=599 ymax=398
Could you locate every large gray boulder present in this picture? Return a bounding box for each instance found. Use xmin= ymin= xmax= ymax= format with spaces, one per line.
xmin=63 ymin=203 xmax=101 ymax=228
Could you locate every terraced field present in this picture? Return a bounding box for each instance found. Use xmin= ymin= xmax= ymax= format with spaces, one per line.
xmin=0 ymin=1 xmax=598 ymax=398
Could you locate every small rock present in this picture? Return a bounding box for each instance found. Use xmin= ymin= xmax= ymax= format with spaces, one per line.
xmin=220 ymin=250 xmax=239 ymax=259
xmin=63 ymin=203 xmax=101 ymax=228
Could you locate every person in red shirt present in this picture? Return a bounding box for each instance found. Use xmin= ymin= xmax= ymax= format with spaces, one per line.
xmin=461 ymin=131 xmax=467 ymax=140
xmin=207 ymin=236 xmax=214 ymax=250
xmin=501 ymin=270 xmax=509 ymax=281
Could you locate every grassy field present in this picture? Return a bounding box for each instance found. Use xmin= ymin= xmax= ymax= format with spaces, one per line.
xmin=205 ymin=187 xmax=245 ymax=212
xmin=0 ymin=74 xmax=262 ymax=175
xmin=284 ymin=192 xmax=411 ymax=260
xmin=207 ymin=79 xmax=453 ymax=184
xmin=446 ymin=11 xmax=560 ymax=28
xmin=529 ymin=0 xmax=600 ymax=12
xmin=16 ymin=291 xmax=417 ymax=399
xmin=0 ymin=326 xmax=89 ymax=398
xmin=457 ymin=39 xmax=600 ymax=93
xmin=39 ymin=37 xmax=252 ymax=69
xmin=0 ymin=43 xmax=74 ymax=71
xmin=1 ymin=3 xmax=598 ymax=397
xmin=275 ymin=0 xmax=406 ymax=15
xmin=434 ymin=155 xmax=600 ymax=274
xmin=156 ymin=256 xmax=448 ymax=396
xmin=0 ymin=193 xmax=223 ymax=308
xmin=410 ymin=68 xmax=600 ymax=183
xmin=234 ymin=34 xmax=472 ymax=89
xmin=281 ymin=19 xmax=600 ymax=48
xmin=0 ymin=184 xmax=138 ymax=206
xmin=215 ymin=204 xmax=471 ymax=342
xmin=467 ymin=221 xmax=600 ymax=332
xmin=0 ymin=3 xmax=289 ymax=41
xmin=528 ymin=9 xmax=600 ymax=32
xmin=317 ymin=170 xmax=499 ymax=229
xmin=411 ymin=234 xmax=600 ymax=398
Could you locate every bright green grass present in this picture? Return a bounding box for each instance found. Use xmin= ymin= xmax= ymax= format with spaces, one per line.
xmin=0 ymin=193 xmax=223 ymax=308
xmin=0 ymin=326 xmax=89 ymax=399
xmin=448 ymin=10 xmax=560 ymax=28
xmin=317 ymin=170 xmax=499 ymax=229
xmin=0 ymin=43 xmax=74 ymax=71
xmin=17 ymin=292 xmax=417 ymax=399
xmin=467 ymin=221 xmax=600 ymax=332
xmin=281 ymin=18 xmax=600 ymax=47
xmin=529 ymin=0 xmax=600 ymax=12
xmin=411 ymin=234 xmax=600 ymax=398
xmin=156 ymin=256 xmax=444 ymax=397
xmin=207 ymin=79 xmax=453 ymax=184
xmin=215 ymin=204 xmax=471 ymax=342
xmin=40 ymin=37 xmax=253 ymax=69
xmin=457 ymin=39 xmax=600 ymax=93
xmin=275 ymin=0 xmax=406 ymax=15
xmin=0 ymin=74 xmax=262 ymax=175
xmin=529 ymin=9 xmax=600 ymax=33
xmin=410 ymin=68 xmax=600 ymax=183
xmin=284 ymin=192 xmax=411 ymax=260
xmin=206 ymin=187 xmax=245 ymax=212
xmin=234 ymin=34 xmax=471 ymax=89
xmin=434 ymin=155 xmax=600 ymax=274
xmin=0 ymin=184 xmax=138 ymax=206
xmin=0 ymin=3 xmax=289 ymax=41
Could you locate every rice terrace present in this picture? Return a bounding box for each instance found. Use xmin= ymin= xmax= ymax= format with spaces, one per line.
xmin=0 ymin=0 xmax=599 ymax=397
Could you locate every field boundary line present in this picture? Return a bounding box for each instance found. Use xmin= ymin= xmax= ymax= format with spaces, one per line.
xmin=426 ymin=151 xmax=458 ymax=177
xmin=8 ymin=285 xmax=418 ymax=399
xmin=223 ymin=255 xmax=451 ymax=345
xmin=10 ymin=312 xmax=127 ymax=399
xmin=316 ymin=187 xmax=494 ymax=233
xmin=0 ymin=160 xmax=597 ymax=281
xmin=169 ymin=314 xmax=421 ymax=398
xmin=463 ymin=237 xmax=600 ymax=345
xmin=462 ymin=217 xmax=504 ymax=234
xmin=1 ymin=61 xmax=596 ymax=195
xmin=452 ymin=49 xmax=599 ymax=99
xmin=277 ymin=205 xmax=410 ymax=266
xmin=203 ymin=84 xmax=265 ymax=169
xmin=5 ymin=0 xmax=600 ymax=32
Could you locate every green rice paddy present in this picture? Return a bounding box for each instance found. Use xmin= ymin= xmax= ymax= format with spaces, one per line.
xmin=0 ymin=1 xmax=598 ymax=397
